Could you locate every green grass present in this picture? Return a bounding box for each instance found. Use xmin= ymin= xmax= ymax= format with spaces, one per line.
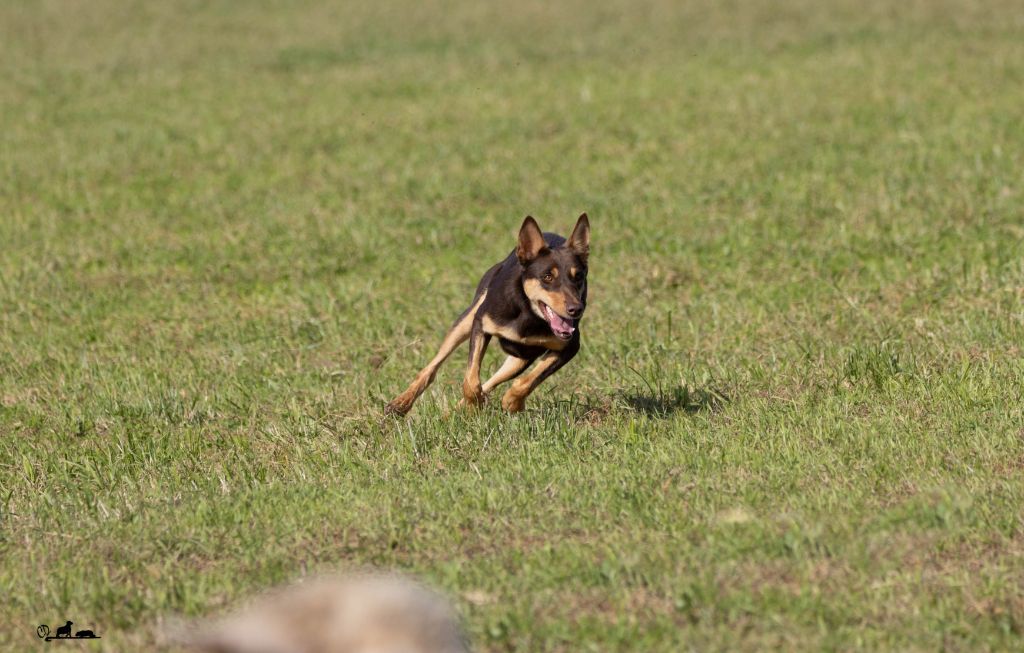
xmin=2 ymin=0 xmax=1024 ymax=650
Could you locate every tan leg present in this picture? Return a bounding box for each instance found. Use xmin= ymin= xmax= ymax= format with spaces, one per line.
xmin=481 ymin=355 xmax=532 ymax=394
xmin=385 ymin=293 xmax=486 ymax=416
xmin=500 ymin=338 xmax=579 ymax=413
xmin=461 ymin=321 xmax=491 ymax=406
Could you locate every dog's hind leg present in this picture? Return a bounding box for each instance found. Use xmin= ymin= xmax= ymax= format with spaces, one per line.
xmin=385 ymin=293 xmax=486 ymax=416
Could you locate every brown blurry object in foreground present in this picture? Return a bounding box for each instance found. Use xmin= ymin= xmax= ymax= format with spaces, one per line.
xmin=172 ymin=573 xmax=469 ymax=653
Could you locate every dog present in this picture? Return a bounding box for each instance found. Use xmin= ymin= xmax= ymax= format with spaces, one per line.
xmin=74 ymin=630 xmax=96 ymax=638
xmin=55 ymin=621 xmax=73 ymax=638
xmin=174 ymin=573 xmax=468 ymax=653
xmin=385 ymin=213 xmax=590 ymax=415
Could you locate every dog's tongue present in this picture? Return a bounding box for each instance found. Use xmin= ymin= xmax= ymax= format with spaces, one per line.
xmin=544 ymin=305 xmax=575 ymax=338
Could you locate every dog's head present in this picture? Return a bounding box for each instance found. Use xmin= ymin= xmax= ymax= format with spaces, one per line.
xmin=516 ymin=213 xmax=590 ymax=341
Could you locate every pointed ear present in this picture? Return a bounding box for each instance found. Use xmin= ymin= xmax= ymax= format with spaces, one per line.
xmin=567 ymin=213 xmax=590 ymax=261
xmin=517 ymin=216 xmax=547 ymax=265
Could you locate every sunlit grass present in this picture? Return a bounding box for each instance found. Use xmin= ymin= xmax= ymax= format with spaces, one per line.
xmin=2 ymin=1 xmax=1024 ymax=650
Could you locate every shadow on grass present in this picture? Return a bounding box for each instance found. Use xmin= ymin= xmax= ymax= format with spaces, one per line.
xmin=620 ymin=384 xmax=728 ymax=417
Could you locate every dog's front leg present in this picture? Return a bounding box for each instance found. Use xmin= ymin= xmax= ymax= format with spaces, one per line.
xmin=482 ymin=355 xmax=533 ymax=394
xmin=461 ymin=320 xmax=491 ymax=406
xmin=501 ymin=336 xmax=580 ymax=412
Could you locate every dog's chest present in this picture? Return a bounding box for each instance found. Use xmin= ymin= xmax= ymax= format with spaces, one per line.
xmin=480 ymin=315 xmax=568 ymax=351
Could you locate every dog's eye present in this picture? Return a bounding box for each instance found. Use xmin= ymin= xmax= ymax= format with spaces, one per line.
xmin=543 ymin=273 xmax=554 ymax=283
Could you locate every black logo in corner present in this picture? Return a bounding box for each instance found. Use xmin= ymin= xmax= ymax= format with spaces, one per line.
xmin=36 ymin=621 xmax=100 ymax=642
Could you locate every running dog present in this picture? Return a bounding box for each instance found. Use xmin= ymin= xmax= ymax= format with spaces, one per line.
xmin=386 ymin=214 xmax=590 ymax=415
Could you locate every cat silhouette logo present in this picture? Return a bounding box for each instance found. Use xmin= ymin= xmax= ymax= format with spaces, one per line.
xmin=36 ymin=621 xmax=100 ymax=642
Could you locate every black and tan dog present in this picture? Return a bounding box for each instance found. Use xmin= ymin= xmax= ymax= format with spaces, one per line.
xmin=385 ymin=214 xmax=590 ymax=415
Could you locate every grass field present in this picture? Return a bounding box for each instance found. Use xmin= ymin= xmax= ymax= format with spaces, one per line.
xmin=2 ymin=0 xmax=1024 ymax=650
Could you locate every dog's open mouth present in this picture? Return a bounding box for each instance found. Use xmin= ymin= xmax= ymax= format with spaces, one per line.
xmin=540 ymin=302 xmax=576 ymax=340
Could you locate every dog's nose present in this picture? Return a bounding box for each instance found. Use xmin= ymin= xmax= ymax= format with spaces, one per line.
xmin=566 ymin=304 xmax=583 ymax=318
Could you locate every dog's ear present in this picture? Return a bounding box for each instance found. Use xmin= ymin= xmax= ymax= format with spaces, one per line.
xmin=517 ymin=216 xmax=547 ymax=265
xmin=567 ymin=213 xmax=590 ymax=262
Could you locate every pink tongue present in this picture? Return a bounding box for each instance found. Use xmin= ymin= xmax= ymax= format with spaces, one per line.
xmin=545 ymin=306 xmax=575 ymax=336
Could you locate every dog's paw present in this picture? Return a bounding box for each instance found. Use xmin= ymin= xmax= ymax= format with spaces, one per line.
xmin=384 ymin=399 xmax=411 ymax=417
xmin=461 ymin=384 xmax=486 ymax=408
xmin=500 ymin=392 xmax=526 ymax=413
